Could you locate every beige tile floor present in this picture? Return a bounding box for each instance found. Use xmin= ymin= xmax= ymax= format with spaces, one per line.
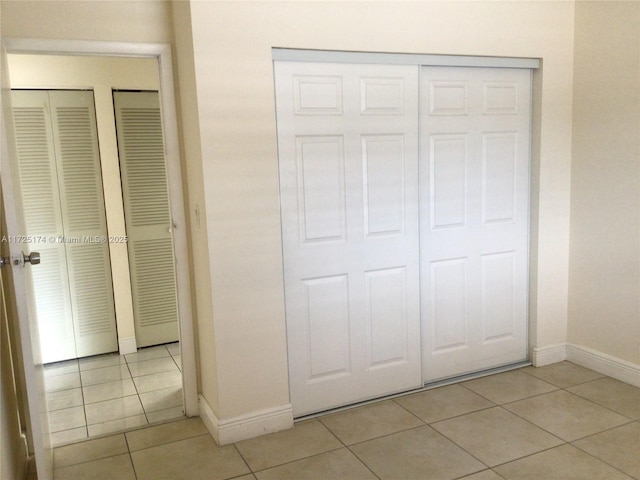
xmin=51 ymin=362 xmax=639 ymax=480
xmin=44 ymin=343 xmax=183 ymax=446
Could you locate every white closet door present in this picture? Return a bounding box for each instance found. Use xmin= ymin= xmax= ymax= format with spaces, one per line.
xmin=113 ymin=91 xmax=178 ymax=347
xmin=420 ymin=67 xmax=531 ymax=382
xmin=275 ymin=61 xmax=421 ymax=416
xmin=12 ymin=90 xmax=117 ymax=362
xmin=11 ymin=90 xmax=75 ymax=363
xmin=49 ymin=90 xmax=117 ymax=359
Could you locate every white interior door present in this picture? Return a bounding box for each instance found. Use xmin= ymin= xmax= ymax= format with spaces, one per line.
xmin=11 ymin=90 xmax=117 ymax=363
xmin=113 ymin=90 xmax=179 ymax=348
xmin=1 ymin=48 xmax=53 ymax=480
xmin=420 ymin=66 xmax=531 ymax=382
xmin=276 ymin=61 xmax=422 ymax=416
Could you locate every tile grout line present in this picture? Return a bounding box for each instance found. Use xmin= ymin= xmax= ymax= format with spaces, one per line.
xmin=315 ymin=416 xmax=384 ymax=480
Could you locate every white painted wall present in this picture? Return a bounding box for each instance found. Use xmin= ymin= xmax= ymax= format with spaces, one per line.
xmin=7 ymin=54 xmax=160 ymax=353
xmin=186 ymin=1 xmax=576 ymax=420
xmin=568 ymin=1 xmax=640 ymax=365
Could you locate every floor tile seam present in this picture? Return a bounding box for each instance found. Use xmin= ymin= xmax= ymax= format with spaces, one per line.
xmin=566 ymin=418 xmax=638 ymax=443
xmin=128 ymin=366 xmax=182 ymax=379
xmin=569 ymin=436 xmax=639 ymax=479
xmin=389 ymin=396 xmax=431 ymax=425
xmin=230 ymin=442 xmax=259 ymax=476
xmin=418 ymin=423 xmax=495 ymax=470
xmin=43 ymin=367 xmax=80 ymax=378
xmin=85 ymin=410 xmax=148 ymax=428
xmin=139 ymin=398 xmax=183 ymax=415
xmin=246 ymin=446 xmax=364 ymax=476
xmin=453 ymin=468 xmax=506 ymax=480
xmin=44 ymin=381 xmax=82 ymax=394
xmin=548 ymin=388 xmax=638 ymax=421
xmin=333 ymin=422 xmax=430 ymax=449
xmin=52 ymin=435 xmax=129 ymax=469
xmin=124 ymin=353 xmax=172 ymax=365
xmin=126 ymin=431 xmax=211 ymax=454
xmin=128 ymin=448 xmax=141 ymax=480
xmin=83 ymin=392 xmax=142 ymax=411
xmin=343 ymin=445 xmax=384 ymax=480
xmin=561 ymin=387 xmax=640 ymax=420
xmin=78 ymin=358 xmax=126 ymax=372
xmin=133 ymin=382 xmax=184 ymax=395
xmin=48 ymin=405 xmax=88 ymax=432
xmin=315 ymin=416 xmax=351 ymax=449
xmin=463 ymin=383 xmax=563 ymax=406
xmin=421 ymin=403 xmax=499 ymax=425
xmin=483 ymin=442 xmax=571 ymax=470
xmin=81 ymin=375 xmax=133 ymax=388
xmin=492 ymin=403 xmax=571 ymax=443
xmin=492 ymin=442 xmax=637 ymax=479
xmin=429 ymin=403 xmax=569 ymax=459
xmin=52 ymin=451 xmax=134 ymax=475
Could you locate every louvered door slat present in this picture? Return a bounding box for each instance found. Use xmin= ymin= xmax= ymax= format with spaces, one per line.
xmin=114 ymin=91 xmax=178 ymax=347
xmin=49 ymin=90 xmax=117 ymax=358
xmin=11 ymin=90 xmax=75 ymax=363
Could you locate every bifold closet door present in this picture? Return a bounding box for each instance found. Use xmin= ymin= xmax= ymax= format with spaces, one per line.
xmin=420 ymin=66 xmax=531 ymax=382
xmin=113 ymin=91 xmax=179 ymax=348
xmin=275 ymin=61 xmax=422 ymax=416
xmin=12 ymin=89 xmax=117 ymax=363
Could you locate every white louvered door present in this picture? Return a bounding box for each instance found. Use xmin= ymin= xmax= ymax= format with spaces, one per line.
xmin=113 ymin=91 xmax=179 ymax=347
xmin=11 ymin=90 xmax=75 ymax=362
xmin=11 ymin=90 xmax=117 ymax=362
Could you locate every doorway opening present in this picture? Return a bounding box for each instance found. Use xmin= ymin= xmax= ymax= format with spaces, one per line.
xmin=4 ymin=46 xmax=196 ymax=448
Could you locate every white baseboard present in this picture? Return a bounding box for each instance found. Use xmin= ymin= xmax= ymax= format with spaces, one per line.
xmin=530 ymin=342 xmax=640 ymax=387
xmin=531 ymin=343 xmax=567 ymax=366
xmin=199 ymin=394 xmax=294 ymax=445
xmin=566 ymin=343 xmax=640 ymax=387
xmin=118 ymin=336 xmax=137 ymax=355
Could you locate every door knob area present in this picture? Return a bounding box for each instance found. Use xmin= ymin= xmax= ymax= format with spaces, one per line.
xmin=23 ymin=252 xmax=41 ymax=265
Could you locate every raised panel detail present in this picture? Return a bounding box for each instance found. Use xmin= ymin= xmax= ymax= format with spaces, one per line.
xmin=482 ymin=252 xmax=515 ymax=342
xmin=303 ymin=275 xmax=351 ymax=380
xmin=363 ymin=135 xmax=405 ymax=236
xmin=360 ymin=78 xmax=404 ymax=115
xmin=297 ymin=136 xmax=346 ymax=243
xmin=430 ymin=135 xmax=467 ymax=229
xmin=483 ymin=133 xmax=517 ymax=224
xmin=365 ymin=267 xmax=408 ymax=368
xmin=430 ymin=258 xmax=467 ymax=352
xmin=294 ymin=75 xmax=343 ymax=115
xmin=483 ymin=82 xmax=518 ymax=115
xmin=429 ymin=81 xmax=468 ymax=116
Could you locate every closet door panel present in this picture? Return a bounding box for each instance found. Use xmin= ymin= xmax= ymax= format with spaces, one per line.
xmin=420 ymin=67 xmax=531 ymax=382
xmin=113 ymin=91 xmax=178 ymax=347
xmin=11 ymin=90 xmax=75 ymax=363
xmin=49 ymin=90 xmax=117 ymax=358
xmin=276 ymin=61 xmax=421 ymax=416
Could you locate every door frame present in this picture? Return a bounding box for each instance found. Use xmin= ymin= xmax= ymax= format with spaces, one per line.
xmin=3 ymin=37 xmax=198 ymax=416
